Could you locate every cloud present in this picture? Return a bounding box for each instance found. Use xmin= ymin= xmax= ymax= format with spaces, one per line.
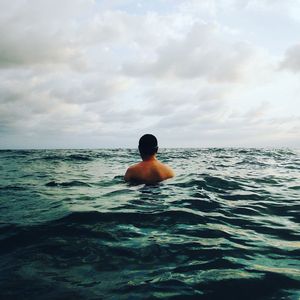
xmin=279 ymin=43 xmax=300 ymax=72
xmin=123 ymin=22 xmax=257 ymax=82
xmin=0 ymin=0 xmax=299 ymax=148
xmin=146 ymin=104 xmax=300 ymax=148
xmin=0 ymin=0 xmax=90 ymax=68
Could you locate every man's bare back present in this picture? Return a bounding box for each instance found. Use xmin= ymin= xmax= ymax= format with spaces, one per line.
xmin=124 ymin=134 xmax=175 ymax=184
xmin=125 ymin=157 xmax=174 ymax=184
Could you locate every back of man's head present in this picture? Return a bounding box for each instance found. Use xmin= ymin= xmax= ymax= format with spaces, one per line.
xmin=139 ymin=134 xmax=158 ymax=156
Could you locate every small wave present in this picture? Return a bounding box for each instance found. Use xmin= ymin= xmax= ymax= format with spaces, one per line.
xmin=253 ymin=176 xmax=279 ymax=185
xmin=0 ymin=185 xmax=25 ymax=191
xmin=285 ymin=165 xmax=300 ymax=170
xmin=39 ymin=155 xmax=63 ymax=161
xmin=174 ymin=178 xmax=207 ymax=189
xmin=66 ymin=154 xmax=93 ymax=161
xmin=204 ymin=175 xmax=242 ymax=190
xmin=95 ymin=176 xmax=124 ymax=187
xmin=53 ymin=210 xmax=206 ymax=227
xmin=41 ymin=154 xmax=93 ymax=161
xmin=174 ymin=198 xmax=220 ymax=212
xmin=220 ymin=192 xmax=263 ymax=201
xmin=45 ymin=180 xmax=90 ymax=187
xmin=230 ymin=206 xmax=263 ymax=216
xmin=103 ymin=189 xmax=135 ymax=197
xmin=289 ymin=185 xmax=300 ymax=190
xmin=236 ymin=159 xmax=268 ymax=167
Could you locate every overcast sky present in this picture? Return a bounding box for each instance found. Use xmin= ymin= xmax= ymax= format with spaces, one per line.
xmin=0 ymin=0 xmax=299 ymax=149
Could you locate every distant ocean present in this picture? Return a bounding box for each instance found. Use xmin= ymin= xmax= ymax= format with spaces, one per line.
xmin=0 ymin=148 xmax=299 ymax=300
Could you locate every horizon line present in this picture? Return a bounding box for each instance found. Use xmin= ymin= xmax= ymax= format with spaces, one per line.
xmin=0 ymin=146 xmax=298 ymax=151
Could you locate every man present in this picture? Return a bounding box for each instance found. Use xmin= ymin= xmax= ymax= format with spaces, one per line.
xmin=124 ymin=134 xmax=175 ymax=184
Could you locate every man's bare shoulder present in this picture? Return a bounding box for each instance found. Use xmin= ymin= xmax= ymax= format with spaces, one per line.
xmin=127 ymin=162 xmax=143 ymax=171
xmin=155 ymin=159 xmax=173 ymax=170
xmin=158 ymin=161 xmax=175 ymax=178
xmin=124 ymin=163 xmax=141 ymax=181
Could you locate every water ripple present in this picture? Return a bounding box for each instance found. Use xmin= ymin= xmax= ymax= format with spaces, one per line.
xmin=0 ymin=148 xmax=299 ymax=299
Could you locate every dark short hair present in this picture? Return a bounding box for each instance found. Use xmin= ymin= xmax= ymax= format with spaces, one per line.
xmin=139 ymin=134 xmax=158 ymax=156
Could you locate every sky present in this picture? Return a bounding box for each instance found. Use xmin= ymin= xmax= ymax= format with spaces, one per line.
xmin=0 ymin=0 xmax=300 ymax=149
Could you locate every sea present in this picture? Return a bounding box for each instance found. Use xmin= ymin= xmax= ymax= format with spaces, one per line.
xmin=0 ymin=148 xmax=299 ymax=300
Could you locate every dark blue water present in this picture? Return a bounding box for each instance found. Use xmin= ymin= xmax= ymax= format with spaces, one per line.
xmin=0 ymin=149 xmax=300 ymax=299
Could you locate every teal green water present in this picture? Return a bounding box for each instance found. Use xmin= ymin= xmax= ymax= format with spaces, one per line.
xmin=0 ymin=148 xmax=300 ymax=299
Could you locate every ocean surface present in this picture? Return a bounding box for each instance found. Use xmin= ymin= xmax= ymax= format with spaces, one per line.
xmin=0 ymin=148 xmax=300 ymax=300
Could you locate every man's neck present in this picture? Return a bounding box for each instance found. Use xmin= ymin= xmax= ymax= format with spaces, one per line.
xmin=142 ymin=155 xmax=157 ymax=162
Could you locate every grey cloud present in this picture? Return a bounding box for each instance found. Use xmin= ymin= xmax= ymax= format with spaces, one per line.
xmin=148 ymin=106 xmax=300 ymax=148
xmin=0 ymin=0 xmax=89 ymax=68
xmin=45 ymin=73 xmax=128 ymax=104
xmin=280 ymin=43 xmax=300 ymax=72
xmin=140 ymin=83 xmax=228 ymax=119
xmin=153 ymin=106 xmax=225 ymax=131
xmin=0 ymin=69 xmax=128 ymax=138
xmin=0 ymin=29 xmax=83 ymax=68
xmin=123 ymin=22 xmax=256 ymax=82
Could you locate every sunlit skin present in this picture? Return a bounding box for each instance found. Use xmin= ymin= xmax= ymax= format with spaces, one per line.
xmin=124 ymin=152 xmax=175 ymax=184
